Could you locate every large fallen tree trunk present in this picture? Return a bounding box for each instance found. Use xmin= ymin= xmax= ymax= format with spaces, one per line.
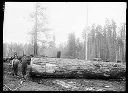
xmin=30 ymin=58 xmax=126 ymax=79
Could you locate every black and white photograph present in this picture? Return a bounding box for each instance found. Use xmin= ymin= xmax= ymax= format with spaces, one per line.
xmin=3 ymin=2 xmax=126 ymax=91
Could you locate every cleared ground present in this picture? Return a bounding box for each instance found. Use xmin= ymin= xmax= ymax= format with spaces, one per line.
xmin=3 ymin=61 xmax=126 ymax=91
xmin=3 ymin=72 xmax=126 ymax=91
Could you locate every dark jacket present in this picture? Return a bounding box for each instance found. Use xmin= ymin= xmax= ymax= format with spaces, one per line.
xmin=21 ymin=56 xmax=28 ymax=76
xmin=21 ymin=56 xmax=28 ymax=67
xmin=12 ymin=58 xmax=19 ymax=67
xmin=12 ymin=58 xmax=19 ymax=75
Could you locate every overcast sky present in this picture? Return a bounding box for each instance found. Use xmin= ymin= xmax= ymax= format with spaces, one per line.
xmin=3 ymin=2 xmax=126 ymax=46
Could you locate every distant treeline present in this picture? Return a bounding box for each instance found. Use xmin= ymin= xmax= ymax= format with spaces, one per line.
xmin=3 ymin=19 xmax=126 ymax=63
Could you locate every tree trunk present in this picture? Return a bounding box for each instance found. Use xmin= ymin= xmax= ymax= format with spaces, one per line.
xmin=33 ymin=3 xmax=38 ymax=56
xmin=31 ymin=58 xmax=126 ymax=79
xmin=116 ymin=50 xmax=118 ymax=62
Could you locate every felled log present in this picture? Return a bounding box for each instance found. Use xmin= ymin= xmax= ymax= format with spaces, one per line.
xmin=31 ymin=58 xmax=126 ymax=79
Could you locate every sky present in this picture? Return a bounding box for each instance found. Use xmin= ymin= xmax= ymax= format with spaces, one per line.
xmin=3 ymin=2 xmax=126 ymax=46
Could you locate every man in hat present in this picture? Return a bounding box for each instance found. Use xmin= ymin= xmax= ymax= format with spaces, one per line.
xmin=12 ymin=55 xmax=20 ymax=76
xmin=21 ymin=55 xmax=28 ymax=79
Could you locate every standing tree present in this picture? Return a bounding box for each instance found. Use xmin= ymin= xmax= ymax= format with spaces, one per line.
xmin=30 ymin=2 xmax=51 ymax=56
xmin=111 ymin=19 xmax=117 ymax=62
xmin=85 ymin=24 xmax=96 ymax=60
xmin=75 ymin=38 xmax=82 ymax=59
xmin=82 ymin=27 xmax=89 ymax=60
xmin=67 ymin=32 xmax=76 ymax=59
xmin=118 ymin=23 xmax=126 ymax=62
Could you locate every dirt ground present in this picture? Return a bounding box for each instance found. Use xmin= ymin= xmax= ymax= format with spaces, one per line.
xmin=3 ymin=63 xmax=126 ymax=91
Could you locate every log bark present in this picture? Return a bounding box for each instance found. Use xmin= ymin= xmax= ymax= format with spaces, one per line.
xmin=31 ymin=58 xmax=126 ymax=79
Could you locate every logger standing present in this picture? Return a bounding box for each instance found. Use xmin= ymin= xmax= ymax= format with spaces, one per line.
xmin=21 ymin=55 xmax=28 ymax=79
xmin=12 ymin=55 xmax=20 ymax=76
